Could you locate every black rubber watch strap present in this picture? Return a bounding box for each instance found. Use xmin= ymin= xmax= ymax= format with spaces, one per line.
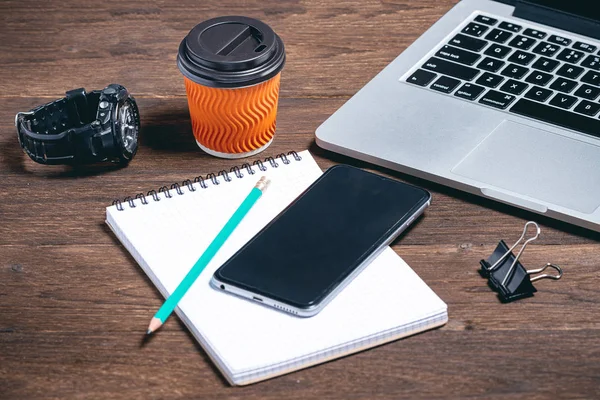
xmin=16 ymin=88 xmax=101 ymax=164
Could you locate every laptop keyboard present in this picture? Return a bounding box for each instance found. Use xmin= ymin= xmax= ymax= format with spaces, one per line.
xmin=403 ymin=13 xmax=600 ymax=139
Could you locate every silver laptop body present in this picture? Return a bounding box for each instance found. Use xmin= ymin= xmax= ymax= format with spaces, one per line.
xmin=316 ymin=0 xmax=600 ymax=231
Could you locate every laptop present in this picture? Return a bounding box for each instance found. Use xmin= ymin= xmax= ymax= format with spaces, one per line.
xmin=315 ymin=0 xmax=600 ymax=232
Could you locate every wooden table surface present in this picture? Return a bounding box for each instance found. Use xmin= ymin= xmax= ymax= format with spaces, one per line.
xmin=1 ymin=1 xmax=599 ymax=398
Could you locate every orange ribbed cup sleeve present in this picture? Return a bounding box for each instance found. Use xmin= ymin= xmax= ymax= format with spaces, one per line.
xmin=184 ymin=74 xmax=281 ymax=155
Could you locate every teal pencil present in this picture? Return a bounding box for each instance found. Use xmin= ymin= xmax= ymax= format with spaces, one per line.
xmin=146 ymin=176 xmax=271 ymax=335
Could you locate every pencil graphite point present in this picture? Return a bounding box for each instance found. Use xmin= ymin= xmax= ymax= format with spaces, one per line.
xmin=255 ymin=176 xmax=271 ymax=192
xmin=146 ymin=317 xmax=163 ymax=335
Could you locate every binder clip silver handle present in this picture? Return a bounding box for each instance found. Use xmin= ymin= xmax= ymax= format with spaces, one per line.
xmin=480 ymin=221 xmax=564 ymax=302
xmin=486 ymin=221 xmax=540 ymax=286
xmin=528 ymin=263 xmax=563 ymax=282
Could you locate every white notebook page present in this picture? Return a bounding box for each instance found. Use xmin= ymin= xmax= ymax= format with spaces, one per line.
xmin=106 ymin=151 xmax=447 ymax=383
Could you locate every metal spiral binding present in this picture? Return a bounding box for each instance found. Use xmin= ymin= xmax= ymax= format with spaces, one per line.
xmin=265 ymin=156 xmax=278 ymax=168
xmin=253 ymin=159 xmax=266 ymax=171
xmin=277 ymin=153 xmax=290 ymax=164
xmin=112 ymin=199 xmax=124 ymax=211
xmin=147 ymin=190 xmax=160 ymax=202
xmin=182 ymin=179 xmax=196 ymax=192
xmin=206 ymin=173 xmax=219 ymax=185
xmin=240 ymin=162 xmax=255 ymax=175
xmin=231 ymin=166 xmax=243 ymax=179
xmin=135 ymin=193 xmax=148 ymax=205
xmin=193 ymin=175 xmax=208 ymax=189
xmin=110 ymin=151 xmax=302 ymax=210
xmin=123 ymin=196 xmax=136 ymax=208
xmin=171 ymin=183 xmax=184 ymax=195
xmin=158 ymin=186 xmax=172 ymax=198
xmin=218 ymin=170 xmax=232 ymax=182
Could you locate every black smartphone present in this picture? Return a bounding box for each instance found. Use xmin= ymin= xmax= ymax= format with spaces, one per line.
xmin=210 ymin=165 xmax=431 ymax=317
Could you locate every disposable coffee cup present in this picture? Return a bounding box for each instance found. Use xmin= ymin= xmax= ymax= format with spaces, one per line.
xmin=177 ymin=16 xmax=286 ymax=159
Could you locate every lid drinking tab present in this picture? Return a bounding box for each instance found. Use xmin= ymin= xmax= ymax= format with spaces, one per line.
xmin=177 ymin=16 xmax=286 ymax=88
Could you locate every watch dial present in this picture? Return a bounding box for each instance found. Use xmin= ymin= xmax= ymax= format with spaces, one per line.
xmin=117 ymin=99 xmax=139 ymax=154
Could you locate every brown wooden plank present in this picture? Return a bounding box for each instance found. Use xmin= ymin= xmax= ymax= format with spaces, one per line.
xmin=2 ymin=330 xmax=599 ymax=399
xmin=0 ymin=0 xmax=459 ymax=98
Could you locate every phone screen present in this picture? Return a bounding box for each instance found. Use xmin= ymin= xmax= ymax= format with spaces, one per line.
xmin=213 ymin=165 xmax=430 ymax=310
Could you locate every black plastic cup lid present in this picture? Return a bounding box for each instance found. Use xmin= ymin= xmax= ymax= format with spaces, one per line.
xmin=177 ymin=16 xmax=286 ymax=88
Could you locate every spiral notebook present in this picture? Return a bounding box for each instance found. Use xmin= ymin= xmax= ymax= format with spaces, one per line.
xmin=106 ymin=150 xmax=448 ymax=385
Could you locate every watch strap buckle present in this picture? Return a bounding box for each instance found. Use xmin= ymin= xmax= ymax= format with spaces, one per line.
xmin=15 ymin=109 xmax=77 ymax=165
xmin=15 ymin=110 xmax=35 ymax=144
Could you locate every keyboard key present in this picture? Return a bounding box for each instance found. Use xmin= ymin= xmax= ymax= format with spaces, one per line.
xmin=477 ymin=57 xmax=505 ymax=72
xmin=454 ymin=83 xmax=486 ymax=100
xmin=549 ymin=93 xmax=578 ymax=109
xmin=462 ymin=22 xmax=489 ymax=37
xmin=525 ymin=70 xmax=553 ymax=86
xmin=430 ymin=76 xmax=462 ymax=93
xmin=500 ymin=79 xmax=529 ymax=95
xmin=422 ymin=57 xmax=480 ymax=81
xmin=508 ymin=35 xmax=537 ymax=50
xmin=479 ymin=90 xmax=516 ymax=109
xmin=556 ymin=64 xmax=584 ymax=79
xmin=574 ymin=100 xmax=600 ymax=116
xmin=532 ymin=42 xmax=560 ymax=56
xmin=556 ymin=49 xmax=585 ymax=63
xmin=406 ymin=69 xmax=437 ymax=86
xmin=548 ymin=35 xmax=571 ymax=46
xmin=523 ymin=28 xmax=546 ymax=39
xmin=511 ymin=98 xmax=600 ymax=138
xmin=581 ymin=55 xmax=600 ymax=71
xmin=500 ymin=63 xmax=529 ymax=79
xmin=574 ymin=84 xmax=600 ymax=100
xmin=449 ymin=34 xmax=488 ymax=52
xmin=531 ymin=57 xmax=560 ymax=72
xmin=508 ymin=50 xmax=536 ymax=65
xmin=549 ymin=77 xmax=578 ymax=93
xmin=476 ymin=72 xmax=504 ymax=88
xmin=573 ymin=41 xmax=597 ymax=53
xmin=435 ymin=45 xmax=481 ymax=66
xmin=484 ymin=44 xmax=512 ymax=59
xmin=474 ymin=15 xmax=498 ymax=25
xmin=581 ymin=70 xmax=600 ymax=86
xmin=498 ymin=21 xmax=521 ymax=32
xmin=485 ymin=28 xmax=512 ymax=43
xmin=524 ymin=86 xmax=553 ymax=102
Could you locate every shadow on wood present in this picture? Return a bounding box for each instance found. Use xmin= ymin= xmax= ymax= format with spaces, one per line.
xmin=309 ymin=141 xmax=600 ymax=242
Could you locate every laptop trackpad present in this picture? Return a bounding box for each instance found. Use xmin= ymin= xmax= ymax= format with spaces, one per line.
xmin=451 ymin=120 xmax=600 ymax=214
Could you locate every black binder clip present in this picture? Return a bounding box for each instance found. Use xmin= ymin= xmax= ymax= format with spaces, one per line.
xmin=480 ymin=221 xmax=563 ymax=302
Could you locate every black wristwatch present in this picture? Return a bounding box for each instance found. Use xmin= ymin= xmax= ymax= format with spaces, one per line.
xmin=15 ymin=84 xmax=140 ymax=165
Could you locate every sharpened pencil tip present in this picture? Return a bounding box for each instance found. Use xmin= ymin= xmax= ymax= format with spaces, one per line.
xmin=147 ymin=317 xmax=163 ymax=335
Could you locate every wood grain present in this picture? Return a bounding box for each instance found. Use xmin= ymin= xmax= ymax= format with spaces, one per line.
xmin=1 ymin=0 xmax=599 ymax=399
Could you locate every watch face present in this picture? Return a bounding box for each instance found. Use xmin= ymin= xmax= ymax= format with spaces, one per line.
xmin=116 ymin=98 xmax=140 ymax=156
